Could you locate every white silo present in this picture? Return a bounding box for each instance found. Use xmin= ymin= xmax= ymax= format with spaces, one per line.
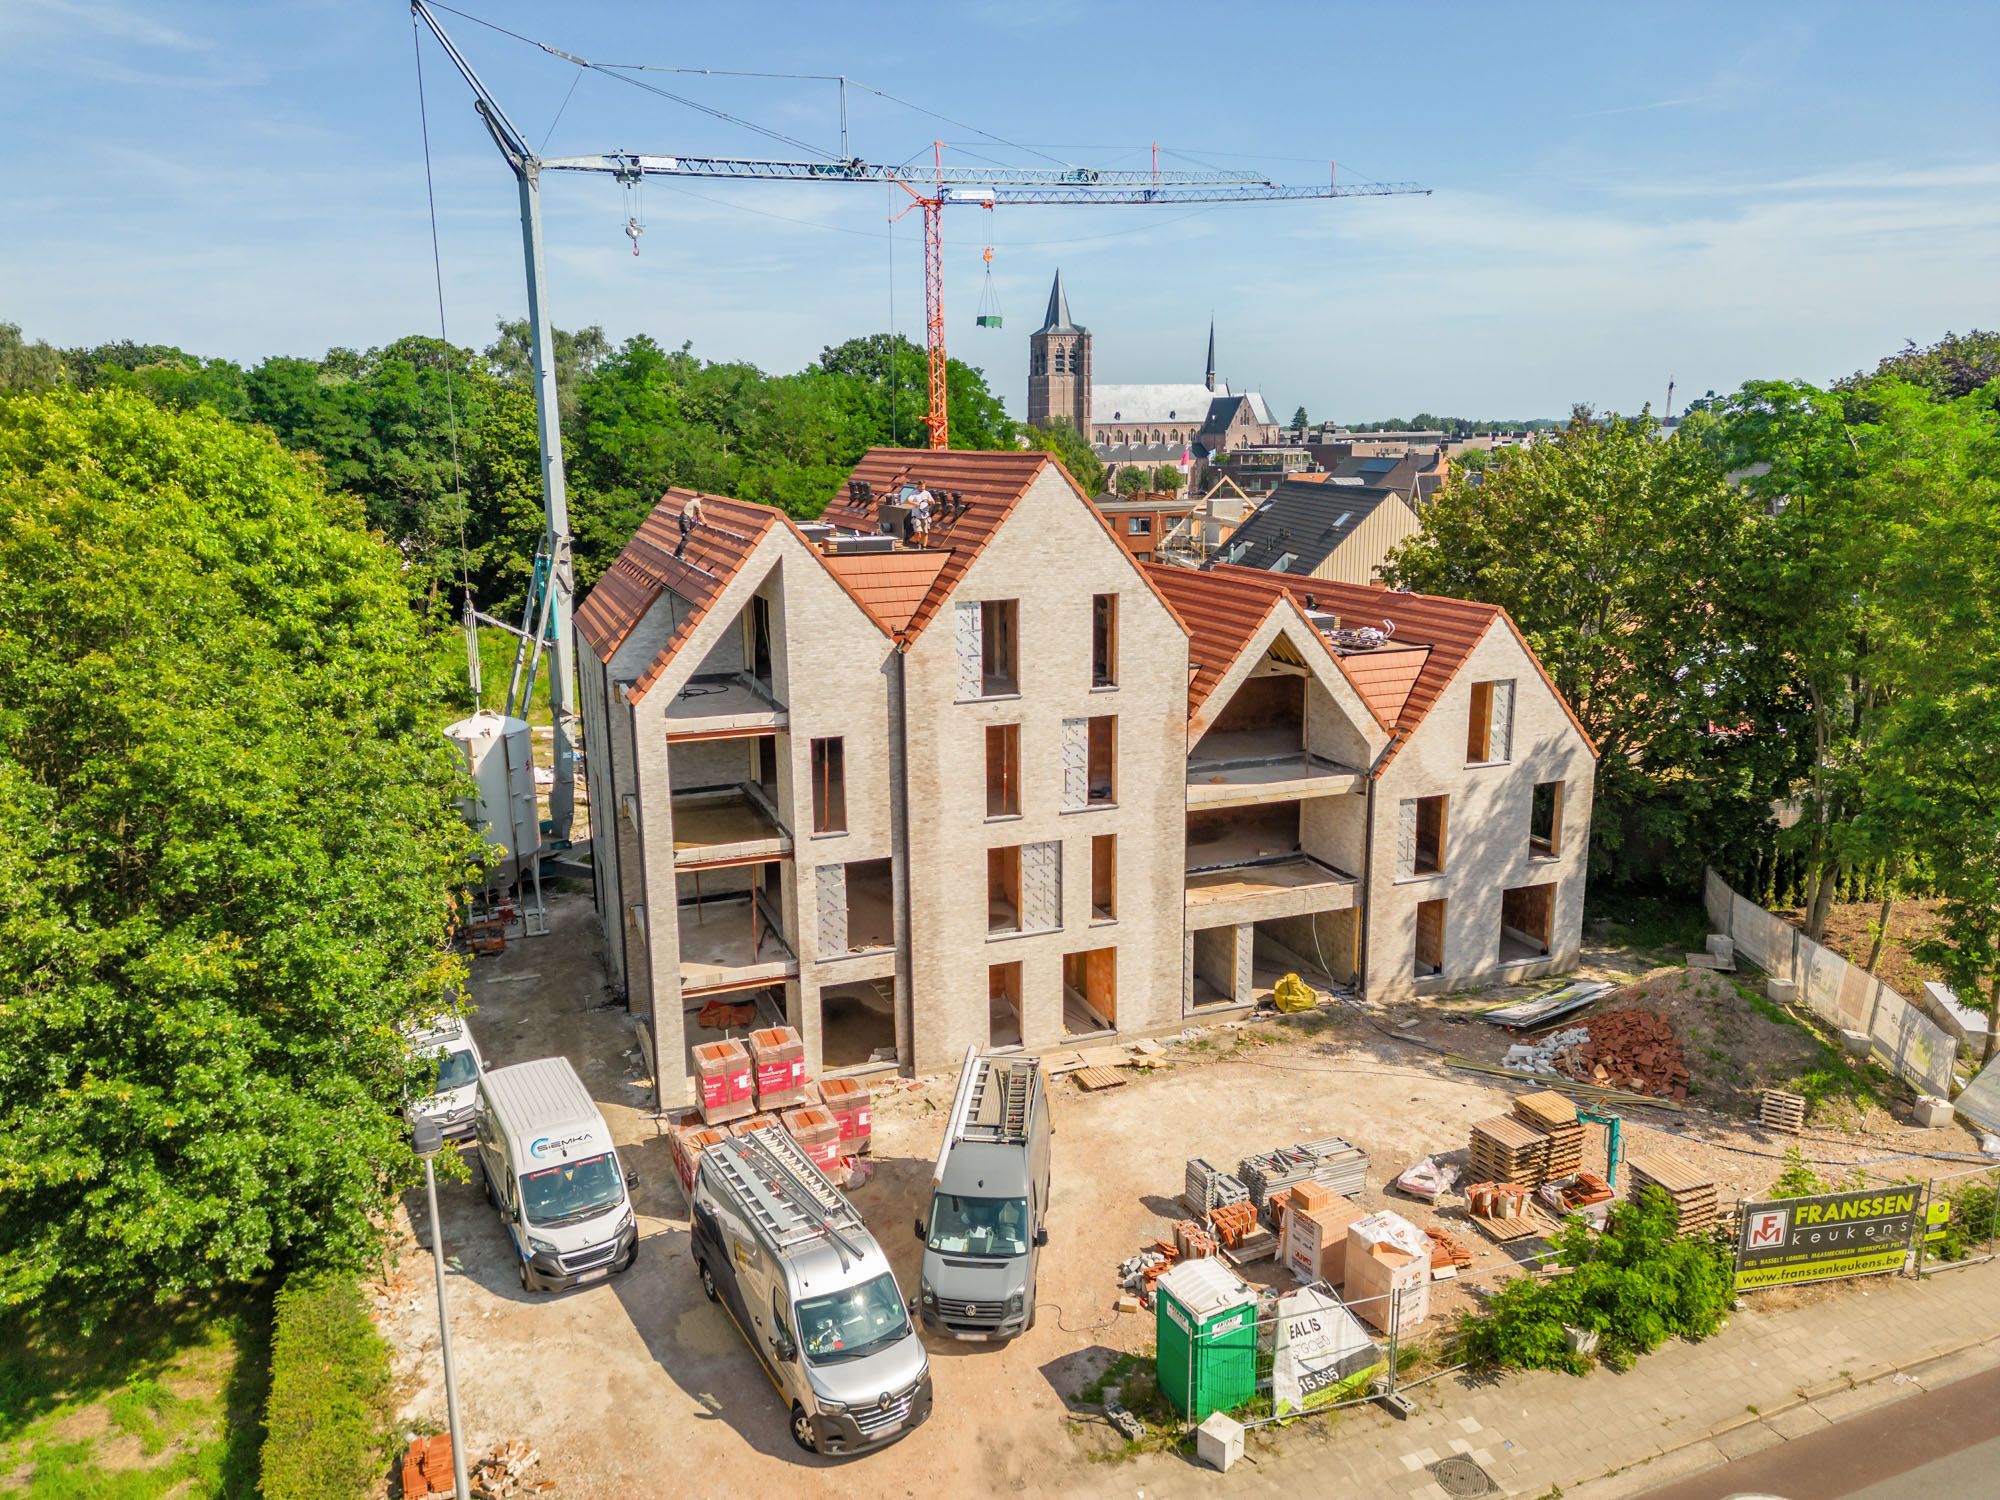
xmin=443 ymin=710 xmax=540 ymax=884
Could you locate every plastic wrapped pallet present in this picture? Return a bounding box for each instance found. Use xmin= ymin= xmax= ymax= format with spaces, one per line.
xmin=692 ymin=1039 xmax=754 ymax=1125
xmin=781 ymin=1104 xmax=841 ymax=1169
xmin=1343 ymin=1212 xmax=1431 ymax=1331
xmin=669 ymin=1121 xmax=728 ymax=1199
xmin=749 ymin=1025 xmax=807 ymax=1110
xmin=819 ymin=1076 xmax=873 ymax=1155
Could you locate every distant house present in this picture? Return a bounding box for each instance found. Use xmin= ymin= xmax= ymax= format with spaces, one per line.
xmin=1212 ymin=478 xmax=1421 ymax=585
xmin=1305 ymin=447 xmax=1451 ymax=506
xmin=1092 ymin=491 xmax=1200 ymax=564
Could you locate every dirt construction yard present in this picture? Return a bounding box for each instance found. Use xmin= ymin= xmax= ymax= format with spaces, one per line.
xmin=374 ymin=895 xmax=1990 ymax=1498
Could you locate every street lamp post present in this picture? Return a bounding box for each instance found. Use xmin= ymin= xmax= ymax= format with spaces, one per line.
xmin=412 ymin=1117 xmax=471 ymax=1500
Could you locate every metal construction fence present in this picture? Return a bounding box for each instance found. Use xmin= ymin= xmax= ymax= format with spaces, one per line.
xmin=1703 ymin=869 xmax=1956 ymax=1097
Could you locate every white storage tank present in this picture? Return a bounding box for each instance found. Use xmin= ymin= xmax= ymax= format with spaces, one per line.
xmin=444 ymin=710 xmax=540 ymax=881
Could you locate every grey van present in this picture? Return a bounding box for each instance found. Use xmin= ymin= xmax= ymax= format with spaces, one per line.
xmin=692 ymin=1128 xmax=932 ymax=1455
xmin=916 ymin=1047 xmax=1051 ymax=1341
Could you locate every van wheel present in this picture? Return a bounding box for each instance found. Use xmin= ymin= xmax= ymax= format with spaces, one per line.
xmin=698 ymin=1261 xmax=719 ymax=1303
xmin=516 ymin=1258 xmax=532 ymax=1292
xmin=482 ymin=1164 xmax=499 ymax=1208
xmin=789 ymin=1402 xmax=818 ymax=1453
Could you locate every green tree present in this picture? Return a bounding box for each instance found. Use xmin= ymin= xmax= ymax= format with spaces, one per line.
xmin=1020 ymin=416 xmax=1105 ymax=495
xmin=1115 ymin=464 xmax=1148 ymax=497
xmin=1385 ymin=409 xmax=1798 ymax=881
xmin=485 ymin=317 xmax=612 ymax=425
xmin=1851 ymin=330 xmax=2000 ymax=405
xmin=1290 ymin=404 xmax=1309 ymax=432
xmin=0 ymin=390 xmax=483 ymax=1314
xmin=0 ymin=323 xmax=68 ymax=394
xmin=1150 ymin=463 xmax=1185 ymax=494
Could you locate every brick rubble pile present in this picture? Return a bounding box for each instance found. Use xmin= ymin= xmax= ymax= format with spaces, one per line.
xmin=1558 ymin=1007 xmax=1690 ymax=1100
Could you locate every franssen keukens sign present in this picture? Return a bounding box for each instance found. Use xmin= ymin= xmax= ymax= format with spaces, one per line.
xmin=1734 ymin=1185 xmax=1921 ymax=1290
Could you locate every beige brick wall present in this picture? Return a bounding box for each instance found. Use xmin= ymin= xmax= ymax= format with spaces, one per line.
xmin=1361 ymin=621 xmax=1595 ymax=1002
xmin=900 ymin=469 xmax=1190 ymax=1070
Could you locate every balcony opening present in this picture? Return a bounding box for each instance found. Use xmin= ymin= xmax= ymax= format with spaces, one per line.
xmin=1414 ymin=795 xmax=1447 ymax=875
xmin=986 ymin=723 xmax=1021 ymax=818
xmin=1415 ymin=897 xmax=1447 ymax=979
xmin=750 ymin=593 xmax=774 ymax=691
xmin=987 ymin=845 xmax=1022 ymax=935
xmin=1500 ymin=882 xmax=1556 ymax=961
xmin=1195 ymin=671 xmax=1304 ymax=765
xmin=1086 ymin=715 xmax=1116 ymax=805
xmin=1191 ymin=926 xmax=1239 ymax=1009
xmin=981 ymin=599 xmax=1018 ymax=696
xmin=1062 ymin=947 xmax=1117 ymax=1035
xmin=1530 ymin=780 xmax=1563 ymax=857
xmin=818 ymin=978 xmax=896 ymax=1074
xmin=1090 ymin=833 xmax=1116 ymax=921
xmin=843 ymin=858 xmax=894 ymax=951
xmin=988 ymin=961 xmax=1023 ymax=1050
xmin=810 ymin=736 xmax=846 ymax=835
xmin=1186 ymin=802 xmax=1300 ymax=872
xmin=1092 ymin=593 xmax=1118 ymax=688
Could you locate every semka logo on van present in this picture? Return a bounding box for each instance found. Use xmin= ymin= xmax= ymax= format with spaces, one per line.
xmin=530 ymin=1130 xmax=595 ymax=1159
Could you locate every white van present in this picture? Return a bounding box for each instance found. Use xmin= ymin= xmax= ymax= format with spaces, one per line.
xmin=472 ymin=1057 xmax=638 ymax=1292
xmin=405 ymin=1016 xmax=485 ymax=1140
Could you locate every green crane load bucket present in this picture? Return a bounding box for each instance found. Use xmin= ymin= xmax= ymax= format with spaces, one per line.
xmin=975 ymin=314 xmax=1003 ymax=328
xmin=1154 ymin=1259 xmax=1259 ymax=1420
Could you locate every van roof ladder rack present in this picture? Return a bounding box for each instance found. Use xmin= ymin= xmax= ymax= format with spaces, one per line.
xmin=711 ymin=1128 xmax=865 ymax=1257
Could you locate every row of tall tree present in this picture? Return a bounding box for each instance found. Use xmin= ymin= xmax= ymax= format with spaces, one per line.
xmin=0 ymin=320 xmax=1031 ymax=617
xmin=1386 ymin=333 xmax=2000 ymax=1009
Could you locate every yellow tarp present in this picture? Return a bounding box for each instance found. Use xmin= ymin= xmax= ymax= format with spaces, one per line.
xmin=1273 ymin=973 xmax=1316 ymax=1013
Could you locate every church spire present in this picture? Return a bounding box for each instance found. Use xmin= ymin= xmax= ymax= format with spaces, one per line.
xmin=1038 ymin=269 xmax=1080 ymax=333
xmin=1205 ymin=315 xmax=1216 ymax=391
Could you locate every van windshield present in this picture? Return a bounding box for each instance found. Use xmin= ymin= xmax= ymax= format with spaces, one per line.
xmin=795 ymin=1273 xmax=910 ymax=1365
xmin=434 ymin=1048 xmax=479 ymax=1092
xmin=520 ymin=1152 xmax=624 ymax=1227
xmin=927 ymin=1194 xmax=1029 ymax=1258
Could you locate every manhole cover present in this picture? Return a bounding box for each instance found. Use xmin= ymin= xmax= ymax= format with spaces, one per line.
xmin=1430 ymin=1456 xmax=1495 ymax=1498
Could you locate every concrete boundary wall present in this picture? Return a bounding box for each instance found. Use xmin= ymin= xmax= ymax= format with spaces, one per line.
xmin=1704 ymin=868 xmax=1956 ymax=1097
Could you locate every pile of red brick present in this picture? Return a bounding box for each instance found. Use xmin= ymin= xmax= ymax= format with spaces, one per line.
xmin=401 ymin=1435 xmax=455 ymax=1499
xmin=1560 ymin=1007 xmax=1691 ymax=1100
xmin=1173 ymin=1218 xmax=1218 ymax=1260
xmin=1206 ymin=1202 xmax=1257 ymax=1249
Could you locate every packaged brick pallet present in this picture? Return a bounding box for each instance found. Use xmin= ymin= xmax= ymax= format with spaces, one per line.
xmin=819 ymin=1076 xmax=873 ymax=1155
xmin=781 ymin=1103 xmax=841 ymax=1169
xmin=692 ymin=1039 xmax=753 ymax=1125
xmin=749 ymin=1025 xmax=807 ymax=1110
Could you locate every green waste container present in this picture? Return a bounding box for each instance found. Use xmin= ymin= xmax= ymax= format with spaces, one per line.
xmin=1154 ymin=1258 xmax=1259 ymax=1420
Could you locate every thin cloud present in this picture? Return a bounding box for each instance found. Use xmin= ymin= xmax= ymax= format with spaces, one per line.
xmin=1577 ymin=94 xmax=1713 ymax=119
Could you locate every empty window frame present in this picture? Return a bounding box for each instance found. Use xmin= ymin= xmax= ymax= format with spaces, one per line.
xmin=985 ymin=723 xmax=1021 ymax=818
xmin=1086 ymin=716 xmax=1116 ymax=806
xmin=1127 ymin=516 xmax=1152 ymax=536
xmin=987 ymin=845 xmax=1022 ymax=935
xmin=1414 ymin=794 xmax=1447 ymax=875
xmin=1090 ymin=833 xmax=1116 ymax=921
xmin=1415 ymin=898 xmax=1447 ymax=978
xmin=1530 ymin=780 xmax=1564 ymax=857
xmin=988 ymin=961 xmax=1023 ymax=1049
xmin=1466 ymin=679 xmax=1515 ymax=763
xmin=1500 ymin=882 xmax=1556 ymax=959
xmin=1092 ymin=593 xmax=1118 ymax=688
xmin=809 ymin=737 xmax=846 ymax=834
xmin=981 ymin=599 xmax=1019 ymax=696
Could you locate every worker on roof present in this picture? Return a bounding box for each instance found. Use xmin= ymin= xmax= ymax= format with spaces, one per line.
xmin=675 ymin=494 xmax=705 ymax=558
xmin=908 ymin=482 xmax=934 ymax=548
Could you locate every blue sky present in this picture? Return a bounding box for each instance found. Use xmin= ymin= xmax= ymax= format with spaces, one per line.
xmin=5 ymin=1 xmax=1997 ymax=421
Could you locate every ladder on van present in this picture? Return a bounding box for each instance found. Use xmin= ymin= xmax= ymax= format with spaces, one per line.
xmin=945 ymin=1045 xmax=1038 ymax=1147
xmin=709 ymin=1127 xmax=864 ymax=1253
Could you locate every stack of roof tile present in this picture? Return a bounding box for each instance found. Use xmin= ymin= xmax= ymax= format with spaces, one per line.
xmin=1626 ymin=1152 xmax=1719 ymax=1236
xmin=1173 ymin=1219 xmax=1218 ymax=1260
xmin=1469 ymin=1114 xmax=1554 ymax=1187
xmin=1513 ymin=1091 xmax=1584 ymax=1177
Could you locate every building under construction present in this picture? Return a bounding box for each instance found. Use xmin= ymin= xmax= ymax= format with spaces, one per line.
xmin=575 ymin=449 xmax=1597 ymax=1109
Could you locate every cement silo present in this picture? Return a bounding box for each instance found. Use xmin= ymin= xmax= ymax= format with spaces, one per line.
xmin=444 ymin=710 xmax=541 ymax=885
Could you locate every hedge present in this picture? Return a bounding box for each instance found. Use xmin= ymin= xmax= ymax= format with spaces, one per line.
xmin=259 ymin=1269 xmax=391 ymax=1500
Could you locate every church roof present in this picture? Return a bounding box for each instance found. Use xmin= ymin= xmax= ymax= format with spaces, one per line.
xmin=1037 ymin=270 xmax=1084 ymax=334
xmin=1091 ymin=382 xmax=1225 ymax=426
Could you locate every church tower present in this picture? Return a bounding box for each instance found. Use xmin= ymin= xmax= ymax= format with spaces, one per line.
xmin=1026 ymin=270 xmax=1091 ymax=433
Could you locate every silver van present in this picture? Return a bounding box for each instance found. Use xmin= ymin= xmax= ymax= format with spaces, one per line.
xmin=692 ymin=1128 xmax=932 ymax=1456
xmin=472 ymin=1057 xmax=638 ymax=1292
xmin=916 ymin=1047 xmax=1051 ymax=1341
xmin=405 ymin=1016 xmax=485 ymax=1140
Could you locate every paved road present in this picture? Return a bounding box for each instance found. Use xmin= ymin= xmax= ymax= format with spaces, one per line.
xmin=1634 ymin=1361 xmax=2000 ymax=1500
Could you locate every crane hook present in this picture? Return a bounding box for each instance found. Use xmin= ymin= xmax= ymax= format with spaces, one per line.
xmin=626 ymin=216 xmax=644 ymax=257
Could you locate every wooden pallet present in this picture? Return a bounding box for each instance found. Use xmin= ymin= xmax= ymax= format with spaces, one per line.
xmin=1467 ymin=1205 xmax=1554 ymax=1243
xmin=1758 ymin=1088 xmax=1806 ymax=1134
xmin=1070 ymin=1066 xmax=1127 ymax=1092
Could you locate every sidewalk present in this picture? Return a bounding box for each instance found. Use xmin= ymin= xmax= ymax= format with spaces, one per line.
xmin=1125 ymin=1258 xmax=2000 ymax=1498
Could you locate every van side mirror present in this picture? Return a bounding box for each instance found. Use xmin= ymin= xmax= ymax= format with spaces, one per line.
xmin=1034 ymin=1227 xmax=1049 ymax=1248
xmin=913 ymin=1219 xmax=926 ymax=1242
xmin=772 ymin=1335 xmax=797 ymax=1364
xmin=625 ymin=1168 xmax=639 ymax=1189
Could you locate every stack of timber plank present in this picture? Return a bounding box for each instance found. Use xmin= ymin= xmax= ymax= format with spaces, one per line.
xmin=1758 ymin=1088 xmax=1806 ymax=1135
xmin=1513 ymin=1091 xmax=1584 ymax=1177
xmin=1625 ymin=1151 xmax=1719 ymax=1236
xmin=1468 ymin=1113 xmax=1553 ymax=1188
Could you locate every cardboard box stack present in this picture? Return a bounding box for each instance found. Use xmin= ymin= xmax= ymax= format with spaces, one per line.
xmin=1343 ymin=1211 xmax=1431 ymax=1332
xmin=819 ymin=1076 xmax=873 ymax=1155
xmin=1281 ymin=1191 xmax=1367 ymax=1286
xmin=750 ymin=1025 xmax=807 ymax=1110
xmin=692 ymin=1039 xmax=754 ymax=1126
xmin=781 ymin=1104 xmax=841 ymax=1169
